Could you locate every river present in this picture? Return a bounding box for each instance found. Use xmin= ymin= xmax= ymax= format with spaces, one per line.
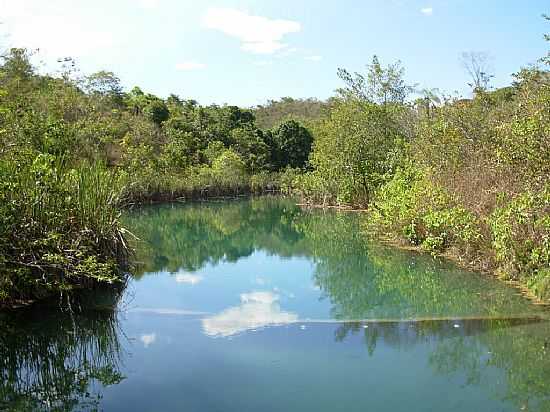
xmin=1 ymin=197 xmax=549 ymax=411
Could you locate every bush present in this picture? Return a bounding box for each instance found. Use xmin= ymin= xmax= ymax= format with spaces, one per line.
xmin=490 ymin=187 xmax=550 ymax=297
xmin=368 ymin=164 xmax=483 ymax=254
xmin=0 ymin=155 xmax=129 ymax=305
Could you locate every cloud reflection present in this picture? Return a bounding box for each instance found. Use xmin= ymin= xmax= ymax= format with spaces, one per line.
xmin=140 ymin=333 xmax=157 ymax=348
xmin=175 ymin=274 xmax=203 ymax=285
xmin=202 ymin=291 xmax=297 ymax=337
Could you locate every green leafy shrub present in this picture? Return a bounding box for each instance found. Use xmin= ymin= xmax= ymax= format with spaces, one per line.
xmin=0 ymin=155 xmax=129 ymax=305
xmin=369 ymin=164 xmax=482 ymax=254
xmin=490 ymin=187 xmax=550 ymax=297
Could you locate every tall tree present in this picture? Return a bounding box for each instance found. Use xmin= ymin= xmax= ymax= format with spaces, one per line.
xmin=337 ymin=55 xmax=415 ymax=104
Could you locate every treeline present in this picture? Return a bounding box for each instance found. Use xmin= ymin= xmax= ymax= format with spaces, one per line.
xmin=0 ymin=48 xmax=313 ymax=306
xmin=294 ymin=27 xmax=550 ymax=299
xmin=1 ymin=16 xmax=548 ymax=305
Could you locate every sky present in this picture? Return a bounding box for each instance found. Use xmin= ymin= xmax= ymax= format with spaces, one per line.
xmin=1 ymin=0 xmax=548 ymax=107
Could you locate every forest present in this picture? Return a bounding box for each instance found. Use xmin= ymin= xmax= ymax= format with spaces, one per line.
xmin=0 ymin=16 xmax=548 ymax=307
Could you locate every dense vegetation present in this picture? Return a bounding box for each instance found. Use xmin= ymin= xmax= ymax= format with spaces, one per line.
xmin=294 ymin=24 xmax=550 ymax=300
xmin=0 ymin=49 xmax=312 ymax=306
xmin=0 ymin=16 xmax=548 ymax=306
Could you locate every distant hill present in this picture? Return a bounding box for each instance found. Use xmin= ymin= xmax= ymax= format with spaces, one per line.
xmin=252 ymin=97 xmax=331 ymax=129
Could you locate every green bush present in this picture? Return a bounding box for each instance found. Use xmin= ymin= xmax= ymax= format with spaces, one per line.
xmin=490 ymin=187 xmax=550 ymax=297
xmin=368 ymin=164 xmax=482 ymax=254
xmin=0 ymin=155 xmax=129 ymax=304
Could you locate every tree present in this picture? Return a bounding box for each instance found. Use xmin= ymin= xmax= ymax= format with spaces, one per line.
xmin=337 ymin=55 xmax=415 ymax=104
xmin=211 ymin=149 xmax=247 ymax=179
xmin=84 ymin=70 xmax=123 ymax=106
xmin=144 ymin=99 xmax=170 ymax=125
xmin=0 ymin=48 xmax=34 ymax=81
xmin=460 ymin=51 xmax=494 ymax=92
xmin=125 ymin=86 xmax=147 ymax=115
xmin=271 ymin=120 xmax=313 ymax=169
xmin=307 ymin=99 xmax=404 ymax=205
xmin=230 ymin=127 xmax=269 ymax=172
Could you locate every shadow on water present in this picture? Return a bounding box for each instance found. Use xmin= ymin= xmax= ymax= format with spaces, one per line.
xmin=0 ymin=289 xmax=125 ymax=412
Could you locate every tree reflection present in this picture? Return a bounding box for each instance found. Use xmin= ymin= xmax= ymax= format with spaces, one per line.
xmin=0 ymin=291 xmax=124 ymax=411
xmin=124 ymin=197 xmax=550 ymax=411
xmin=126 ymin=197 xmax=541 ymax=319
xmin=333 ymin=319 xmax=550 ymax=411
xmin=125 ymin=197 xmax=309 ymax=276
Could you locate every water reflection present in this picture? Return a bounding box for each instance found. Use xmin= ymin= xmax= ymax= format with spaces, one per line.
xmin=202 ymin=291 xmax=298 ymax=337
xmin=125 ymin=198 xmax=546 ymax=319
xmin=0 ymin=293 xmax=124 ymax=411
xmin=2 ymin=198 xmax=549 ymax=411
xmin=121 ymin=198 xmax=550 ymax=410
xmin=174 ymin=273 xmax=203 ymax=285
xmin=125 ymin=198 xmax=307 ymax=276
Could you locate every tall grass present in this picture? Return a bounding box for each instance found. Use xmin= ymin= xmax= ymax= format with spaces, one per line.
xmin=0 ymin=154 xmax=130 ymax=305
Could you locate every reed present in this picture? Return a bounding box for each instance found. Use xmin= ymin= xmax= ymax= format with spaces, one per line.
xmin=0 ymin=154 xmax=130 ymax=306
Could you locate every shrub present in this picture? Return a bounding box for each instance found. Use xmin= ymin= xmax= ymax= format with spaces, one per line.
xmin=490 ymin=187 xmax=550 ymax=297
xmin=0 ymin=155 xmax=129 ymax=304
xmin=368 ymin=164 xmax=483 ymax=254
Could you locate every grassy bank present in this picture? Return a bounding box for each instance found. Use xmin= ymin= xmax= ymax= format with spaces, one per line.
xmin=121 ymin=167 xmax=298 ymax=204
xmin=0 ymin=155 xmax=130 ymax=308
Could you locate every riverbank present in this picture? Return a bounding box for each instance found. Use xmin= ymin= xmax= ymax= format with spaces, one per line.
xmin=293 ymin=195 xmax=550 ymax=305
xmin=0 ymin=158 xmax=131 ymax=310
xmin=375 ymin=235 xmax=550 ymax=307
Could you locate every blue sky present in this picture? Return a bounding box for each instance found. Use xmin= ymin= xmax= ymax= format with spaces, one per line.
xmin=1 ymin=0 xmax=548 ymax=106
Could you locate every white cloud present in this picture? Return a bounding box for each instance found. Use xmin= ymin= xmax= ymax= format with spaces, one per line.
xmin=175 ymin=61 xmax=207 ymax=71
xmin=174 ymin=273 xmax=204 ymax=283
xmin=139 ymin=0 xmax=159 ymax=9
xmin=4 ymin=18 xmax=114 ymax=59
xmin=421 ymin=7 xmax=433 ymax=16
xmin=140 ymin=333 xmax=157 ymax=348
xmin=0 ymin=0 xmax=123 ymax=60
xmin=202 ymin=7 xmax=301 ymax=55
xmin=305 ymin=55 xmax=322 ymax=62
xmin=202 ymin=291 xmax=298 ymax=337
xmin=275 ymin=47 xmax=298 ymax=58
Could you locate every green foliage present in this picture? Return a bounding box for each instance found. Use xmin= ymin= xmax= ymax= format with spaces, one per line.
xmin=302 ymin=98 xmax=405 ymax=205
xmin=490 ymin=188 xmax=550 ymax=297
xmin=368 ymin=164 xmax=483 ymax=254
xmin=211 ymin=149 xmax=247 ymax=179
xmin=253 ymin=97 xmax=329 ymax=129
xmin=0 ymin=154 xmax=128 ymax=304
xmin=354 ymin=45 xmax=548 ymax=298
xmin=230 ymin=127 xmax=269 ymax=172
xmin=270 ymin=120 xmax=313 ymax=169
xmin=144 ymin=99 xmax=170 ymax=125
xmin=337 ymin=55 xmax=415 ymax=104
xmin=0 ymin=49 xmax=134 ymax=304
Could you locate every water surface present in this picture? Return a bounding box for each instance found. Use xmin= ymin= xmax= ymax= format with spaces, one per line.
xmin=1 ymin=198 xmax=549 ymax=411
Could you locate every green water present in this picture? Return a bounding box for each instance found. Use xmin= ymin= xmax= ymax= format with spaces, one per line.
xmin=1 ymin=198 xmax=549 ymax=411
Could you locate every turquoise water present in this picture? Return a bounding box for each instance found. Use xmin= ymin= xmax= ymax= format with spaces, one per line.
xmin=1 ymin=198 xmax=549 ymax=411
